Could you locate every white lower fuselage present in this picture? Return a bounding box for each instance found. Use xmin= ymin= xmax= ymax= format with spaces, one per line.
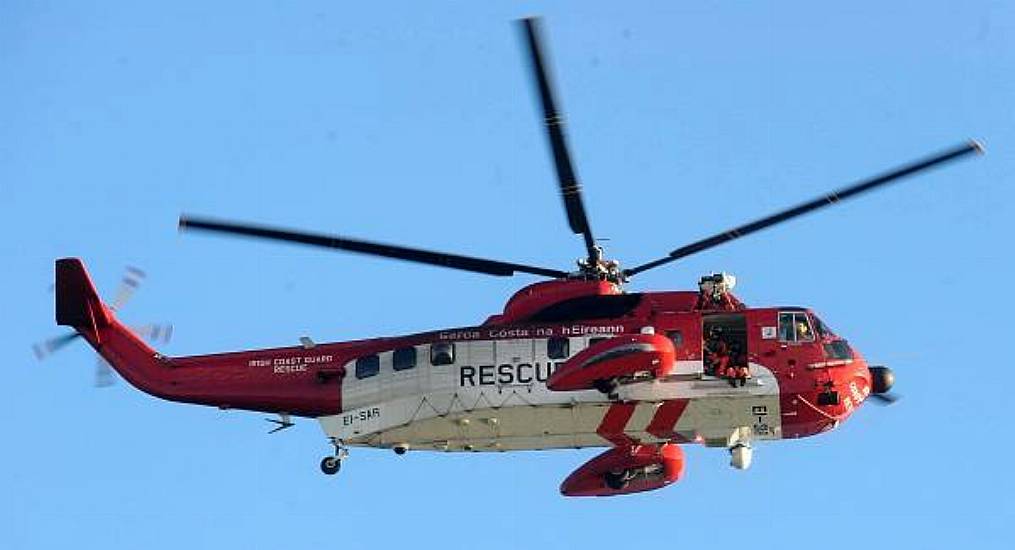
xmin=318 ymin=334 xmax=783 ymax=452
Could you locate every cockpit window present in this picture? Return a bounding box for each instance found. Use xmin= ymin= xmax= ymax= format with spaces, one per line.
xmin=778 ymin=312 xmax=815 ymax=343
xmin=812 ymin=315 xmax=837 ymax=339
xmin=824 ymin=340 xmax=854 ymax=360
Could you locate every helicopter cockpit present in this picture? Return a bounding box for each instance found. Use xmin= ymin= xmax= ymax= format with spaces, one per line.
xmin=778 ymin=311 xmax=814 ymax=343
xmin=780 ymin=310 xmax=854 ymax=361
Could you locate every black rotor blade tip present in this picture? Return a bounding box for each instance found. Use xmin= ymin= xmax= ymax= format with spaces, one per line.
xmin=870 ymin=393 xmax=899 ymax=405
xmin=623 ymin=140 xmax=984 ymax=277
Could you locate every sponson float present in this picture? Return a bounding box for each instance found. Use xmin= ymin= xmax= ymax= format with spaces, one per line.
xmin=52 ymin=17 xmax=980 ymax=496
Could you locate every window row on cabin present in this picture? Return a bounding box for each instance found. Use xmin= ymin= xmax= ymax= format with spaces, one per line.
xmin=354 ymin=337 xmax=576 ymax=379
xmin=357 ymin=321 xmax=821 ymax=379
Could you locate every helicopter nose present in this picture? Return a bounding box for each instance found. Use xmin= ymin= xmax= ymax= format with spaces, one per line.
xmin=868 ymin=365 xmax=895 ymax=395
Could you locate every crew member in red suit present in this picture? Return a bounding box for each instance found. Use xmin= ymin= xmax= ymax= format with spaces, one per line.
xmin=726 ymin=343 xmax=749 ymax=387
xmin=722 ymin=348 xmax=739 ymax=387
xmin=695 ymin=287 xmax=745 ymax=312
xmin=733 ymin=359 xmax=750 ymax=387
xmin=695 ymin=291 xmax=713 ymax=311
xmin=706 ymin=329 xmax=731 ymax=380
xmin=715 ymin=292 xmax=743 ymax=311
xmin=703 ymin=327 xmax=717 ymax=375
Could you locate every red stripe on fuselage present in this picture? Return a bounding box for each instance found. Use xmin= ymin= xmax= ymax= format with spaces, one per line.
xmin=646 ymin=399 xmax=691 ymax=442
xmin=597 ymin=402 xmax=638 ymax=446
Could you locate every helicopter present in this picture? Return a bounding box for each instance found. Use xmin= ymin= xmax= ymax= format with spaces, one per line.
xmin=53 ymin=17 xmax=981 ymax=497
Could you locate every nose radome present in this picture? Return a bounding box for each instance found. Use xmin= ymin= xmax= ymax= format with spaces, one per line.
xmin=868 ymin=366 xmax=895 ymax=395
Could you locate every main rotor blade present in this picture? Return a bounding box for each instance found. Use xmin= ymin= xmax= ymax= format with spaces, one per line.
xmin=179 ymin=216 xmax=568 ymax=278
xmin=869 ymin=392 xmax=899 ymax=405
xmin=624 ymin=141 xmax=983 ymax=277
xmin=519 ymin=17 xmax=597 ymax=261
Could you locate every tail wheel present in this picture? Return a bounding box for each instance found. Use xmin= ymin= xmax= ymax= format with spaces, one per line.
xmin=320 ymin=456 xmax=342 ymax=475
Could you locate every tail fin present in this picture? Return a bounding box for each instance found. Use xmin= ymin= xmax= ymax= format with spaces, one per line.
xmin=55 ymin=258 xmax=112 ymax=340
xmin=54 ymin=258 xmax=166 ymax=396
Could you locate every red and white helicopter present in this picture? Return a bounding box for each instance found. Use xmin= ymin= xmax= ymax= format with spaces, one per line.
xmin=53 ymin=18 xmax=981 ymax=496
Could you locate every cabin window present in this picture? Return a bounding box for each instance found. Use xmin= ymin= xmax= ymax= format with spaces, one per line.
xmin=547 ymin=337 xmax=569 ymax=359
xmin=393 ymin=347 xmax=417 ymax=371
xmin=430 ymin=342 xmax=455 ymax=366
xmin=666 ymin=330 xmax=683 ymax=347
xmin=588 ymin=337 xmax=608 ymax=348
xmin=355 ymin=354 xmax=380 ymax=379
xmin=778 ymin=312 xmax=815 ymax=343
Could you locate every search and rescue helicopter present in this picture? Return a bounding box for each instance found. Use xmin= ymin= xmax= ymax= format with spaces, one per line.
xmin=53 ymin=18 xmax=981 ymax=496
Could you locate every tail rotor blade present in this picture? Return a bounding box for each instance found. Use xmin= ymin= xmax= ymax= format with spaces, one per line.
xmin=32 ymin=332 xmax=83 ymax=360
xmin=109 ymin=266 xmax=146 ymax=312
xmin=134 ymin=323 xmax=174 ymax=345
xmin=94 ymin=356 xmax=115 ymax=388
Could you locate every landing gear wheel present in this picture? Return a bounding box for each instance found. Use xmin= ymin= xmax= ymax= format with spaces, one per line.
xmin=320 ymin=456 xmax=342 ymax=475
xmin=603 ymin=470 xmax=630 ymax=491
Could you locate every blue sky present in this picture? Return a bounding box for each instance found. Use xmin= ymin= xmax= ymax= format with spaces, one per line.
xmin=2 ymin=1 xmax=1012 ymax=548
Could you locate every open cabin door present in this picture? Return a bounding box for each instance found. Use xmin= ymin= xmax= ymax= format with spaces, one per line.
xmin=702 ymin=313 xmax=748 ymax=380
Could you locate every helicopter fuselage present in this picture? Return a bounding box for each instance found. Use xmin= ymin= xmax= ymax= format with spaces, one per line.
xmin=315 ymin=291 xmax=872 ymax=453
xmin=57 ymin=263 xmax=871 ymax=456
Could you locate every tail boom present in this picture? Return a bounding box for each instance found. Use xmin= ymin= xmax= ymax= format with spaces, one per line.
xmin=54 ymin=258 xmax=343 ymax=416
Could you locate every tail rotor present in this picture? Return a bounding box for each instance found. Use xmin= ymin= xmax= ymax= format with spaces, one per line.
xmin=34 ymin=265 xmax=172 ymax=387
